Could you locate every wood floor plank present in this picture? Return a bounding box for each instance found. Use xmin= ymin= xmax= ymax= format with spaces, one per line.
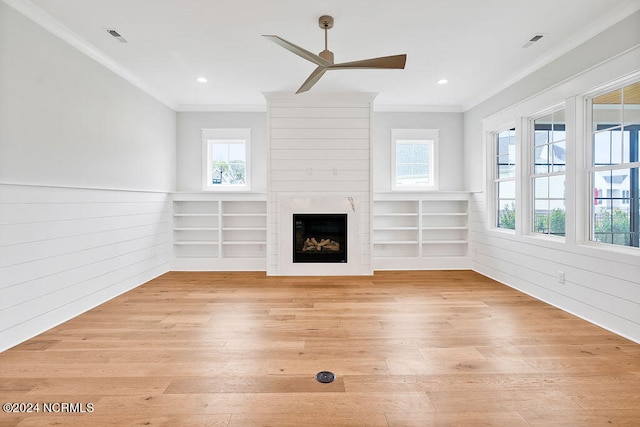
xmin=94 ymin=392 xmax=434 ymax=415
xmin=0 ymin=270 xmax=638 ymax=426
xmin=520 ymin=408 xmax=640 ymax=426
xmin=384 ymin=411 xmax=530 ymax=427
xmin=165 ymin=375 xmax=346 ymax=394
xmin=13 ymin=414 xmax=231 ymax=426
xmin=228 ymin=413 xmax=389 ymax=427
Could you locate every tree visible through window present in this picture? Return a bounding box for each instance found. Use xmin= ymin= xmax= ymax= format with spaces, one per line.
xmin=495 ymin=128 xmax=516 ymax=230
xmin=532 ymin=107 xmax=566 ymax=237
xmin=202 ymin=129 xmax=250 ymax=191
xmin=589 ymin=81 xmax=639 ymax=247
xmin=209 ymin=141 xmax=246 ymax=185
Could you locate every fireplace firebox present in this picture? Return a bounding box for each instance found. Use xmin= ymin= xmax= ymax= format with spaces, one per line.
xmin=293 ymin=214 xmax=347 ymax=263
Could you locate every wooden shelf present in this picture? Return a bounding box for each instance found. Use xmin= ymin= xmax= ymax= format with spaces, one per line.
xmin=375 ymin=226 xmax=419 ymax=231
xmin=373 ymin=196 xmax=470 ymax=265
xmin=174 ymin=227 xmax=218 ymax=231
xmin=422 ymin=240 xmax=468 ymax=244
xmin=422 ymin=226 xmax=468 ymax=230
xmin=172 ymin=198 xmax=267 ymax=264
xmin=222 ymin=213 xmax=267 ymax=217
xmin=222 ymin=227 xmax=267 ymax=231
xmin=174 ymin=241 xmax=219 ymax=245
xmin=222 ymin=241 xmax=267 ymax=245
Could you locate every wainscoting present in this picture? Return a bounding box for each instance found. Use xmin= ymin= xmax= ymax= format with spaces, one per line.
xmin=0 ymin=184 xmax=172 ymax=351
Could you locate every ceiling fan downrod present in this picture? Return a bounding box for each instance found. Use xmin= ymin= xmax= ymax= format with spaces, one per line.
xmin=318 ymin=15 xmax=334 ymax=63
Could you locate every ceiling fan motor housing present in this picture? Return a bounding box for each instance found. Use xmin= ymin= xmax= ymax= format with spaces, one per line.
xmin=318 ymin=15 xmax=334 ymax=29
xmin=319 ymin=49 xmax=334 ymax=63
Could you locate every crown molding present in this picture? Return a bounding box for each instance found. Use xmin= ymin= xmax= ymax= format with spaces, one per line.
xmin=373 ymin=104 xmax=463 ymax=113
xmin=462 ymin=0 xmax=640 ymax=112
xmin=263 ymin=91 xmax=378 ymax=104
xmin=177 ymin=104 xmax=267 ymax=112
xmin=177 ymin=103 xmax=464 ymax=113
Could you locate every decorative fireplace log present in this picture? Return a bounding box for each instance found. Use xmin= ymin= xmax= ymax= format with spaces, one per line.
xmin=302 ymin=237 xmax=340 ymax=252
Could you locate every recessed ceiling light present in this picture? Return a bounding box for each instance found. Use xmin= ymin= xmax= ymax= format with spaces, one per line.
xmin=437 ymin=79 xmax=448 ymax=85
xmin=196 ymin=77 xmax=208 ymax=83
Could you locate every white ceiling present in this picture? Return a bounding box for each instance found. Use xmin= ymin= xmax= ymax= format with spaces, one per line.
xmin=13 ymin=0 xmax=640 ymax=111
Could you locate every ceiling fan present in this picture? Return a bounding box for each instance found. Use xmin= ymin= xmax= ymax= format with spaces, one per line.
xmin=263 ymin=15 xmax=407 ymax=94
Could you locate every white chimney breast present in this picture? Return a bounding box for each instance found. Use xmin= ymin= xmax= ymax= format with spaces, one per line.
xmin=265 ymin=92 xmax=376 ymax=275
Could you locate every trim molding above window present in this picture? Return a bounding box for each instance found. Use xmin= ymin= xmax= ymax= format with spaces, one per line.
xmin=202 ymin=128 xmax=251 ymax=192
xmin=391 ymin=129 xmax=439 ymax=192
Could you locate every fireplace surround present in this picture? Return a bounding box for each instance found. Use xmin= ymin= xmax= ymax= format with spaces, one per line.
xmin=272 ymin=195 xmax=370 ymax=276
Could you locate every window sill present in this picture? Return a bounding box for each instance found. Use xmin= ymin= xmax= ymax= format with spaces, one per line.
xmin=391 ymin=187 xmax=439 ymax=192
xmin=578 ymin=241 xmax=639 ymax=259
xmin=202 ymin=185 xmax=250 ymax=192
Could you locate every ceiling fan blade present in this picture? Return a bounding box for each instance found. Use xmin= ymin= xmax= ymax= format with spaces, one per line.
xmin=296 ymin=66 xmax=328 ymax=94
xmin=263 ymin=35 xmax=332 ymax=67
xmin=330 ymin=54 xmax=407 ymax=70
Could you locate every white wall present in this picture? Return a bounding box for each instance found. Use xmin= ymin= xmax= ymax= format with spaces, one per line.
xmin=464 ymin=11 xmax=640 ymax=343
xmin=0 ymin=3 xmax=176 ymax=192
xmin=0 ymin=2 xmax=175 ymax=351
xmin=176 ymin=112 xmax=267 ymax=193
xmin=373 ymin=112 xmax=465 ymax=192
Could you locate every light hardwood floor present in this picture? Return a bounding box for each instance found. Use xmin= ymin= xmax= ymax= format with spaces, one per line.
xmin=1 ymin=271 xmax=639 ymax=426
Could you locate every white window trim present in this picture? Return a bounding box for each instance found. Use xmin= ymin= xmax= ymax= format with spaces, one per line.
xmin=490 ymin=124 xmax=520 ymax=232
xmin=202 ymin=128 xmax=251 ymax=192
xmin=391 ymin=128 xmax=439 ymax=192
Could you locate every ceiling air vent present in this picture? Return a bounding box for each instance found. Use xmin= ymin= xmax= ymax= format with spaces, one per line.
xmin=522 ymin=34 xmax=543 ymax=48
xmin=106 ymin=28 xmax=128 ymax=43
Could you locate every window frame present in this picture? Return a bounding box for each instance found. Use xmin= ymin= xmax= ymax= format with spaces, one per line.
xmin=201 ymin=128 xmax=251 ymax=192
xmin=529 ymin=104 xmax=567 ymax=239
xmin=585 ymin=80 xmax=640 ymax=249
xmin=390 ymin=129 xmax=439 ymax=192
xmin=493 ymin=126 xmax=517 ymax=231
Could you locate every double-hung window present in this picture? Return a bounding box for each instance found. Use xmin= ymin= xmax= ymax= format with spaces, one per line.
xmin=531 ymin=108 xmax=566 ymax=237
xmin=588 ymin=81 xmax=640 ymax=247
xmin=494 ymin=127 xmax=517 ymax=229
xmin=202 ymin=128 xmax=250 ymax=191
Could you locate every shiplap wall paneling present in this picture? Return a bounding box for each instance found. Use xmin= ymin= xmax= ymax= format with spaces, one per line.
xmin=269 ymin=105 xmax=371 ymax=194
xmin=0 ymin=184 xmax=172 ymax=351
xmin=266 ymin=93 xmax=375 ymax=276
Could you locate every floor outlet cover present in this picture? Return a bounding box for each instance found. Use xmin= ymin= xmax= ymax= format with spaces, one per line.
xmin=315 ymin=371 xmax=335 ymax=383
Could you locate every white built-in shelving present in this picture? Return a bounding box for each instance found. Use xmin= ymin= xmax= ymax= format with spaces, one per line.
xmin=373 ymin=193 xmax=470 ymax=269
xmin=172 ymin=194 xmax=267 ymax=270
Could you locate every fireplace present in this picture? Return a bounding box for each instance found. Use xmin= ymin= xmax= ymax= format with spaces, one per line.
xmin=293 ymin=214 xmax=347 ymax=263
